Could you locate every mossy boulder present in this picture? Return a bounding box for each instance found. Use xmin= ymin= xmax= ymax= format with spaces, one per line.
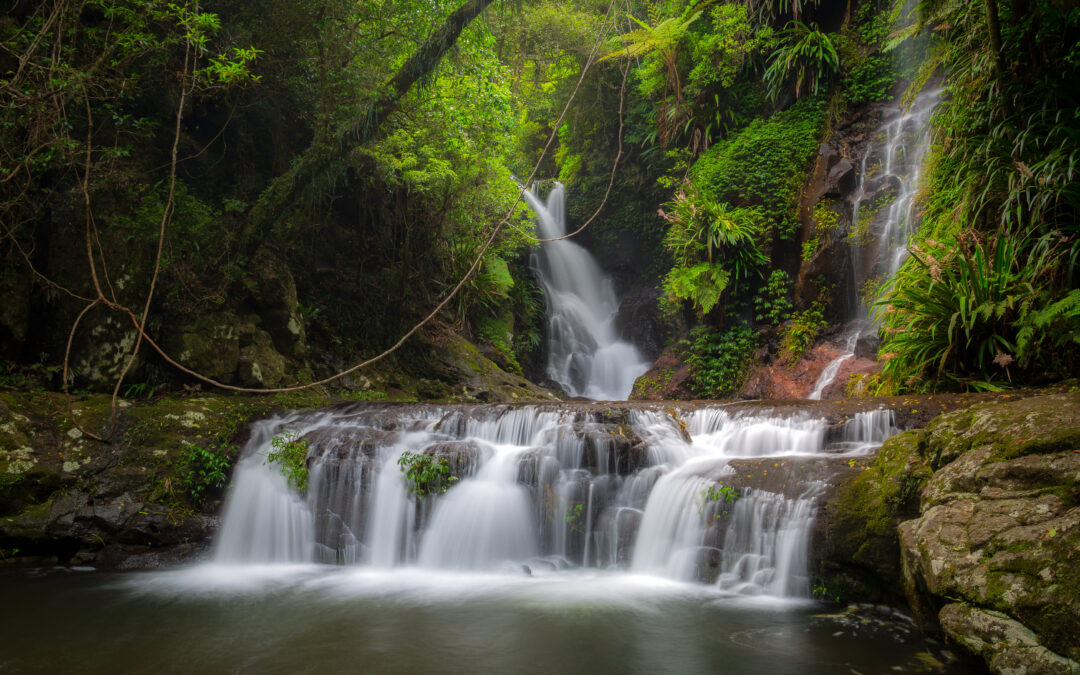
xmin=0 ymin=392 xmax=284 ymax=567
xmin=71 ymin=308 xmax=144 ymax=387
xmin=814 ymin=429 xmax=933 ymax=603
xmin=428 ymin=333 xmax=560 ymax=403
xmin=898 ymin=392 xmax=1080 ymax=672
xmin=238 ymin=329 xmax=287 ymax=387
xmin=246 ymin=253 xmax=306 ymax=360
xmin=924 ymin=392 xmax=1080 ymax=467
xmin=939 ymin=604 xmax=1080 ymax=675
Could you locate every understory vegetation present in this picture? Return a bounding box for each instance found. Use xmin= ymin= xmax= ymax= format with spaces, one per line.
xmin=873 ymin=0 xmax=1080 ymax=390
xmin=0 ymin=0 xmax=1076 ymax=406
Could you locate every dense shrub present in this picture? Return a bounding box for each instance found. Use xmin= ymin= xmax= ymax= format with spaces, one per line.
xmin=681 ymin=324 xmax=758 ymax=398
xmin=691 ymin=97 xmax=828 ymax=240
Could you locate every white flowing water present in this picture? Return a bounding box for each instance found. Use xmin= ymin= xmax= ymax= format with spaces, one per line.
xmin=811 ymin=87 xmax=942 ymax=399
xmin=868 ymin=87 xmax=942 ymax=282
xmin=808 ymin=328 xmax=861 ymax=400
xmin=525 ymin=183 xmax=649 ymax=400
xmin=213 ymin=402 xmax=898 ymax=599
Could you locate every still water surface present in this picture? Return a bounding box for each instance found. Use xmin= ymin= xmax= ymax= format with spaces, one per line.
xmin=1 ymin=565 xmax=965 ymax=674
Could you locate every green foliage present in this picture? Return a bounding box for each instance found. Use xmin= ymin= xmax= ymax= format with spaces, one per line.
xmin=875 ymin=0 xmax=1080 ymax=390
xmin=746 ymin=0 xmax=822 ymax=25
xmin=812 ymin=200 xmax=841 ymax=231
xmin=845 ymin=371 xmax=899 ymax=398
xmin=842 ymin=51 xmax=894 ymax=106
xmin=565 ymin=502 xmax=585 ymax=532
xmin=837 ymin=4 xmax=896 ymax=106
xmin=664 ymin=263 xmax=731 ymax=315
xmin=474 ymin=314 xmax=520 ymax=374
xmin=779 ymin=301 xmax=827 ymax=363
xmin=692 ymin=97 xmax=828 ymax=240
xmin=699 ymin=483 xmax=739 ymax=518
xmin=763 ymin=22 xmax=840 ymax=102
xmin=180 ymin=442 xmax=232 ymax=506
xmin=266 ymin=430 xmax=311 ymax=493
xmin=702 ymin=483 xmax=739 ymax=503
xmin=876 ymin=234 xmax=1080 ymax=388
xmin=398 ymin=451 xmax=457 ymax=498
xmin=659 ymin=184 xmax=767 ymax=315
xmin=754 ymin=269 xmax=794 ymax=325
xmin=680 ymin=324 xmax=758 ymax=398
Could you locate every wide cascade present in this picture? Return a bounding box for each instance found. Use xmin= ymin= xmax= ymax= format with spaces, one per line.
xmin=809 ymin=86 xmax=942 ymax=398
xmin=215 ymin=402 xmax=897 ymax=598
xmin=524 ymin=183 xmax=649 ymax=400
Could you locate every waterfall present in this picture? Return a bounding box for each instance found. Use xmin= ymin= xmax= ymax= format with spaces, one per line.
xmin=808 ymin=328 xmax=861 ymax=400
xmin=524 ymin=183 xmax=649 ymax=400
xmin=213 ymin=418 xmax=313 ymax=563
xmin=213 ymin=402 xmax=899 ymax=599
xmin=860 ymin=87 xmax=942 ymax=285
xmin=810 ymin=86 xmax=942 ymax=399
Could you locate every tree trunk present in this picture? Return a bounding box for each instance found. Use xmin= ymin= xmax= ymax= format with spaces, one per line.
xmin=243 ymin=0 xmax=498 ymax=245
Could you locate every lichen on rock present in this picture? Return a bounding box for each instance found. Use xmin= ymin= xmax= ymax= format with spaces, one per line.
xmin=897 ymin=392 xmax=1080 ymax=672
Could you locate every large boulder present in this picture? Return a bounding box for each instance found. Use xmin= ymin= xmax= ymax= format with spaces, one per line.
xmin=898 ymin=393 xmax=1080 ymax=672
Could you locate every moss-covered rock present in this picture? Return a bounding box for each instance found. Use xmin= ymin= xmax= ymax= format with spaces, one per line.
xmin=924 ymin=393 xmax=1080 ymax=467
xmin=165 ymin=311 xmax=242 ymax=381
xmin=238 ymin=329 xmax=286 ymax=387
xmin=427 ymin=332 xmax=560 ymax=403
xmin=898 ymin=392 xmax=1080 ymax=672
xmin=939 ymin=604 xmax=1080 ymax=675
xmin=815 ymin=429 xmax=933 ymax=603
xmin=0 ymin=391 xmax=273 ymax=567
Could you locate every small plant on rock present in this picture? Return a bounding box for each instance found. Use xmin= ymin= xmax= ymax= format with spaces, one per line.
xmin=779 ymin=301 xmax=827 ymax=363
xmin=180 ymin=442 xmax=233 ymax=506
xmin=699 ymin=484 xmax=739 ymax=518
xmin=267 ymin=430 xmax=311 ymax=493
xmin=398 ymin=451 xmax=457 ymax=498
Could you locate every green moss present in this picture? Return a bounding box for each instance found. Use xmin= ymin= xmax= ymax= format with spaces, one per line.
xmin=821 ymin=429 xmax=932 ymax=601
xmin=925 ymin=393 xmax=1080 ymax=466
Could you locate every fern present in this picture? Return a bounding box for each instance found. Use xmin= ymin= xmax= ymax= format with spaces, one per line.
xmin=664 ymin=263 xmax=730 ymax=315
xmin=1016 ymin=289 xmax=1080 ymax=359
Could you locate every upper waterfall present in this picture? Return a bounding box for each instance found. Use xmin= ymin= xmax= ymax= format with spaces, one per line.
xmin=524 ymin=183 xmax=649 ymax=400
xmin=807 ymin=86 xmax=942 ymax=399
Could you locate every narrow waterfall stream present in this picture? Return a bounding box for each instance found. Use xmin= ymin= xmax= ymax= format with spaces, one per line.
xmin=810 ymin=86 xmax=941 ymax=397
xmin=525 ymin=183 xmax=649 ymax=400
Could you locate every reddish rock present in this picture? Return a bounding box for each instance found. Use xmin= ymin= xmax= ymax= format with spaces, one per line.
xmin=820 ymin=354 xmax=880 ymax=399
xmin=741 ymin=341 xmax=881 ymax=400
xmin=628 ymin=344 xmax=694 ymax=400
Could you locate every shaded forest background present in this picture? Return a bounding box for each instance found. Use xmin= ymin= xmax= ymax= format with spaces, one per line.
xmin=1 ymin=0 xmax=1077 ymax=403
